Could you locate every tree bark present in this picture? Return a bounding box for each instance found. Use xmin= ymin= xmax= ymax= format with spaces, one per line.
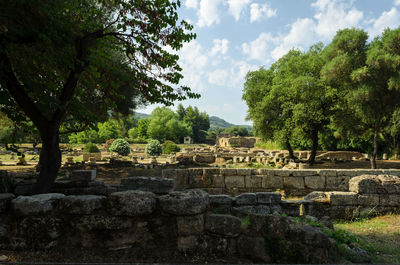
xmin=308 ymin=128 xmax=319 ymax=165
xmin=32 ymin=126 xmax=62 ymax=194
xmin=285 ymin=139 xmax=296 ymax=160
xmin=370 ymin=130 xmax=378 ymax=169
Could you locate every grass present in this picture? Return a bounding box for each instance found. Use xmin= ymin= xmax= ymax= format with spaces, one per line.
xmin=254 ymin=140 xmax=281 ymax=150
xmin=335 ymin=213 xmax=400 ymax=263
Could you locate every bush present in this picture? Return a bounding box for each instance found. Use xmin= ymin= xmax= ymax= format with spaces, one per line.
xmin=109 ymin=138 xmax=130 ymax=156
xmin=162 ymin=140 xmax=180 ymax=154
xmin=83 ymin=143 xmax=100 ymax=153
xmin=146 ymin=139 xmax=162 ymax=156
xmin=131 ymin=137 xmax=148 ymax=144
xmin=104 ymin=139 xmax=114 ymax=151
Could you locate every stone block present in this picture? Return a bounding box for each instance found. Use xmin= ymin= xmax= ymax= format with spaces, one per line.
xmin=237 ymin=236 xmax=271 ymax=262
xmin=162 ymin=169 xmax=188 ymax=190
xmin=336 ymin=170 xmax=358 ymax=177
xmin=245 ymin=175 xmax=262 ymax=188
xmin=177 ymin=235 xmax=198 ymax=251
xmin=70 ymin=170 xmax=96 ymax=182
xmin=225 ymin=175 xmax=245 ymax=189
xmin=377 ymin=175 xmax=400 ymax=194
xmin=205 ymin=214 xmax=241 ymax=237
xmin=255 ymin=169 xmax=274 ymax=176
xmin=273 ymin=170 xmax=293 ymax=177
xmin=349 ymin=175 xmax=386 ymax=194
xmin=326 ymin=175 xmax=350 ymax=191
xmin=211 ymin=175 xmax=225 ymax=188
xmin=318 ymin=170 xmax=337 ymax=177
xmin=204 ymin=168 xmax=221 ymax=176
xmin=12 ymin=193 xmax=65 ymax=215
xmin=304 ymin=175 xmax=326 ymax=190
xmin=261 ymin=175 xmax=283 ymax=189
xmin=120 ymin=176 xmax=174 ymax=194
xmin=236 ymin=168 xmax=251 ymax=176
xmin=76 ymin=215 xmax=132 ymax=230
xmin=108 ymin=190 xmax=156 ymax=216
xmin=379 ymin=194 xmax=400 ymax=206
xmin=329 ymin=192 xmax=357 ymax=206
xmin=291 ymin=170 xmax=318 ymax=177
xmin=210 ymin=195 xmax=233 ymax=206
xmin=221 ymin=168 xmax=237 ymax=176
xmin=177 ymin=214 xmax=204 ymax=236
xmin=283 ymin=176 xmax=304 ymax=190
xmin=0 ymin=170 xmax=7 ymax=177
xmin=188 ymin=168 xmax=204 ymax=177
xmin=357 ymin=194 xmax=379 ymax=206
xmin=159 ymin=189 xmax=209 ymax=215
xmin=304 ymin=191 xmax=331 ymax=203
xmin=58 ymin=195 xmax=106 ymax=214
xmin=0 ymin=193 xmax=15 ymax=212
xmin=387 ymin=170 xmax=400 ymax=177
xmin=256 ymin=192 xmax=281 ymax=204
xmin=235 ymin=193 xmax=256 ymax=205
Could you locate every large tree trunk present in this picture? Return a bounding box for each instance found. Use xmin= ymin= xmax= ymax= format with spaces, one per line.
xmin=32 ymin=126 xmax=62 ymax=194
xmin=308 ymin=128 xmax=319 ymax=165
xmin=285 ymin=139 xmax=296 ymax=160
xmin=370 ymin=130 xmax=378 ymax=169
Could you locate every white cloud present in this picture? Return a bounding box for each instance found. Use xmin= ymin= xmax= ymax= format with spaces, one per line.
xmin=227 ymin=0 xmax=252 ymax=21
xmin=250 ymin=3 xmax=277 ymax=23
xmin=313 ymin=0 xmax=363 ymax=39
xmin=210 ymin=39 xmax=230 ymax=56
xmin=208 ymin=69 xmax=229 ymax=86
xmin=368 ymin=7 xmax=400 ymax=38
xmin=241 ymin=32 xmax=277 ymax=62
xmin=185 ymin=0 xmax=198 ymax=9
xmin=395 ymin=0 xmax=400 ymax=5
xmin=228 ymin=61 xmax=258 ymax=88
xmin=197 ymin=0 xmax=223 ymax=27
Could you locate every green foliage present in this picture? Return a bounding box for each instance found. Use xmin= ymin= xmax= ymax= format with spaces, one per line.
xmin=146 ymin=139 xmax=163 ymax=156
xmin=183 ymin=106 xmax=210 ymax=143
xmin=109 ymin=138 xmax=130 ymax=156
xmin=222 ymin=126 xmax=250 ymax=136
xmin=83 ymin=143 xmax=100 ymax=153
xmin=162 ymin=140 xmax=180 ymax=154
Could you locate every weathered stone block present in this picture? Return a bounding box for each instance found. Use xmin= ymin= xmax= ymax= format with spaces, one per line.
xmin=211 ymin=175 xmax=225 ymax=188
xmin=318 ymin=170 xmax=337 ymax=177
xmin=76 ymin=215 xmax=132 ymax=230
xmin=159 ymin=189 xmax=209 ymax=215
xmin=245 ymin=175 xmax=262 ymax=188
xmin=329 ymin=192 xmax=357 ymax=206
xmin=58 ymin=195 xmax=105 ymax=214
xmin=357 ymin=194 xmax=379 ymax=206
xmin=349 ymin=175 xmax=386 ymax=194
xmin=177 ymin=235 xmax=198 ymax=251
xmin=120 ymin=176 xmax=174 ymax=194
xmin=235 ymin=193 xmax=256 ymax=205
xmin=291 ymin=170 xmax=318 ymax=177
xmin=379 ymin=194 xmax=400 ymax=206
xmin=261 ymin=175 xmax=283 ymax=189
xmin=256 ymin=192 xmax=281 ymax=204
xmin=237 ymin=236 xmax=271 ymax=262
xmin=205 ymin=214 xmax=241 ymax=237
xmin=283 ymin=176 xmax=304 ymax=190
xmin=210 ymin=195 xmax=233 ymax=206
xmin=377 ymin=175 xmax=400 ymax=194
xmin=236 ymin=168 xmax=251 ymax=176
xmin=70 ymin=170 xmax=96 ymax=182
xmin=177 ymin=214 xmax=204 ymax=236
xmin=0 ymin=193 xmax=15 ymax=212
xmin=204 ymin=168 xmax=221 ymax=176
xmin=108 ymin=190 xmax=156 ymax=216
xmin=273 ymin=170 xmax=293 ymax=177
xmin=255 ymin=169 xmax=274 ymax=176
xmin=304 ymin=191 xmax=332 ymax=203
xmin=162 ymin=169 xmax=188 ymax=190
xmin=326 ymin=175 xmax=350 ymax=191
xmin=336 ymin=170 xmax=358 ymax=177
xmin=221 ymin=168 xmax=237 ymax=176
xmin=12 ymin=193 xmax=65 ymax=215
xmin=225 ymin=176 xmax=245 ymax=189
xmin=304 ymin=175 xmax=326 ymax=190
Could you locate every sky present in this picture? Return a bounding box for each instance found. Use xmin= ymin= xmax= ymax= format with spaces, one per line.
xmin=138 ymin=0 xmax=400 ymax=125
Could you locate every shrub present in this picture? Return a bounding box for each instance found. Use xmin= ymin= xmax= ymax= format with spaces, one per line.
xmin=83 ymin=143 xmax=100 ymax=153
xmin=104 ymin=139 xmax=114 ymax=151
xmin=162 ymin=140 xmax=180 ymax=154
xmin=146 ymin=139 xmax=162 ymax=156
xmin=131 ymin=137 xmax=148 ymax=144
xmin=109 ymin=138 xmax=131 ymax=156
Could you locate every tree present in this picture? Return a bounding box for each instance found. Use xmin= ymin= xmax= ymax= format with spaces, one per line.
xmin=183 ymin=106 xmax=210 ymax=143
xmin=322 ymin=28 xmax=400 ymax=168
xmin=0 ymin=0 xmax=198 ymax=193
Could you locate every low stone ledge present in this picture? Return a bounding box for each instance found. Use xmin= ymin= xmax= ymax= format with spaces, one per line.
xmin=209 ymin=194 xmax=233 ymax=206
xmin=120 ymin=176 xmax=174 ymax=194
xmin=0 ymin=193 xmax=15 ymax=212
xmin=70 ymin=170 xmax=96 ymax=182
xmin=12 ymin=193 xmax=65 ymax=215
xmin=256 ymin=192 xmax=281 ymax=204
xmin=235 ymin=193 xmax=256 ymax=206
xmin=58 ymin=195 xmax=106 ymax=215
xmin=205 ymin=214 xmax=242 ymax=237
xmin=329 ymin=192 xmax=358 ymax=206
xmin=108 ymin=190 xmax=156 ymax=216
xmin=349 ymin=175 xmax=386 ymax=194
xmin=159 ymin=189 xmax=209 ymax=215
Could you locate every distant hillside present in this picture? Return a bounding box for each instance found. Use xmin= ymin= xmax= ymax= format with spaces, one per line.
xmin=134 ymin=112 xmax=251 ymax=130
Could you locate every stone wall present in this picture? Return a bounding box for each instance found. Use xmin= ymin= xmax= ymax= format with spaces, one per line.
xmin=162 ymin=168 xmax=400 ymax=196
xmin=0 ymin=189 xmax=340 ymax=263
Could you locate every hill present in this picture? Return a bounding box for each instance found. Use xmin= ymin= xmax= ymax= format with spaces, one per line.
xmin=134 ymin=112 xmax=251 ymax=130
